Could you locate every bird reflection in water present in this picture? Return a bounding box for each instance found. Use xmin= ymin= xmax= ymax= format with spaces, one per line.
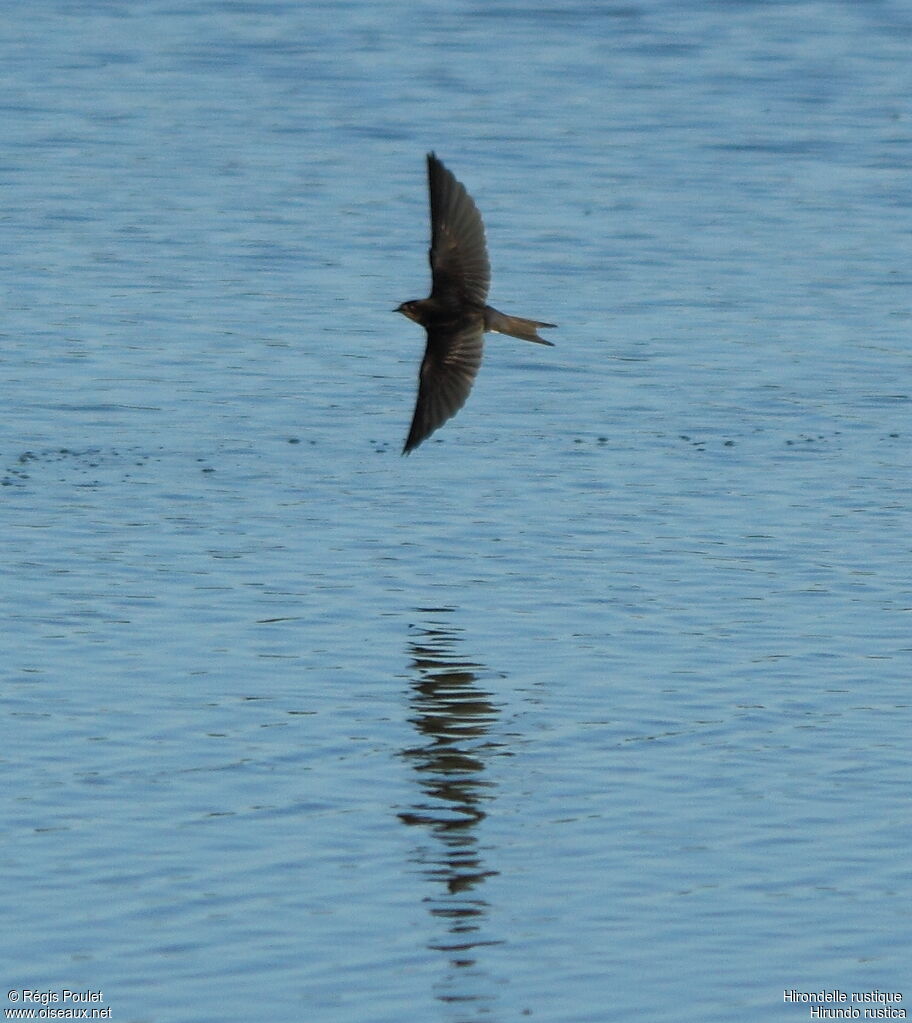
xmin=399 ymin=610 xmax=506 ymax=994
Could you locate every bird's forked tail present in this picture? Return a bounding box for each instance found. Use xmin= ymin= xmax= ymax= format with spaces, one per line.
xmin=484 ymin=306 xmax=556 ymax=346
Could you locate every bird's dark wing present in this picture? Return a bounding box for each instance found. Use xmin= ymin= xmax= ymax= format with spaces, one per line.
xmin=427 ymin=153 xmax=490 ymax=308
xmin=403 ymin=320 xmax=484 ymax=453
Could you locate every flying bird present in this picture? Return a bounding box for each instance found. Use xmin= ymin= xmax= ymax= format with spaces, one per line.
xmin=396 ymin=153 xmax=556 ymax=454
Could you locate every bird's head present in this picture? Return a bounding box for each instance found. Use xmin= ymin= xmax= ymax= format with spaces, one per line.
xmin=394 ymin=300 xmax=420 ymax=323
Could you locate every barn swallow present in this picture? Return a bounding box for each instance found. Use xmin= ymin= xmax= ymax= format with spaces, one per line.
xmin=396 ymin=153 xmax=556 ymax=454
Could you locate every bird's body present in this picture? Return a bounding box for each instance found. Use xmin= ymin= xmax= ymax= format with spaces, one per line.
xmin=397 ymin=153 xmax=555 ymax=454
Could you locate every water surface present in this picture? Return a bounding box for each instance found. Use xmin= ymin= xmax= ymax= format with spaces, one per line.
xmin=2 ymin=2 xmax=911 ymax=1021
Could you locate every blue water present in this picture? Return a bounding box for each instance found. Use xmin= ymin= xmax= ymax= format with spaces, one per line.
xmin=3 ymin=2 xmax=911 ymax=1021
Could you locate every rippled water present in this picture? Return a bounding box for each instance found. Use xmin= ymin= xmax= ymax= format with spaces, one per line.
xmin=3 ymin=2 xmax=911 ymax=1021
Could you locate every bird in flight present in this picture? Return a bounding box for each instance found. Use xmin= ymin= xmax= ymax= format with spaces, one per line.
xmin=396 ymin=153 xmax=556 ymax=454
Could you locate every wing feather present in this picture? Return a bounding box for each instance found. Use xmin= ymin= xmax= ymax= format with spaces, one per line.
xmin=402 ymin=320 xmax=485 ymax=453
xmin=427 ymin=153 xmax=490 ymax=308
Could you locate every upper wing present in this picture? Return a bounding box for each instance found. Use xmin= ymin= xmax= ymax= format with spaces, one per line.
xmin=427 ymin=153 xmax=490 ymax=308
xmin=403 ymin=320 xmax=485 ymax=453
